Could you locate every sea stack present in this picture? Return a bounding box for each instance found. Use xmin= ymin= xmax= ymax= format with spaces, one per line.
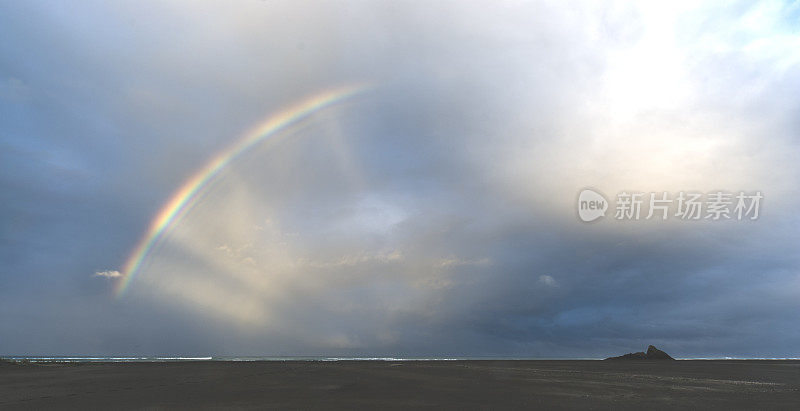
xmin=605 ymin=345 xmax=675 ymax=360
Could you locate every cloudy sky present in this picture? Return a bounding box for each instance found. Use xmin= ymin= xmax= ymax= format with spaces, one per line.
xmin=1 ymin=0 xmax=799 ymax=358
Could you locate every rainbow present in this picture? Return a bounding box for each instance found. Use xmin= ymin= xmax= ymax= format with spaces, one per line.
xmin=115 ymin=83 xmax=372 ymax=297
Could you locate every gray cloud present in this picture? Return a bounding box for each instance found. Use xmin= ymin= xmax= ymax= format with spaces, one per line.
xmin=1 ymin=0 xmax=799 ymax=358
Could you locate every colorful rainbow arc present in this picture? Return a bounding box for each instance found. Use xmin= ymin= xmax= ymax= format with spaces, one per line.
xmin=115 ymin=83 xmax=372 ymax=297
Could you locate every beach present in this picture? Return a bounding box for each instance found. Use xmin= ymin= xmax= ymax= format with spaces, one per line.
xmin=1 ymin=360 xmax=798 ymax=409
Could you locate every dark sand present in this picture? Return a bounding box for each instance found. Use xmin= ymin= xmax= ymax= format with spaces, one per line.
xmin=1 ymin=360 xmax=799 ymax=409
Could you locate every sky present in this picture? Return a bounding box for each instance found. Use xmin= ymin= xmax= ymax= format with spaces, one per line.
xmin=1 ymin=0 xmax=799 ymax=358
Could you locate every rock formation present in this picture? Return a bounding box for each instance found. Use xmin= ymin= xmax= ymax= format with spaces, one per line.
xmin=605 ymin=345 xmax=675 ymax=360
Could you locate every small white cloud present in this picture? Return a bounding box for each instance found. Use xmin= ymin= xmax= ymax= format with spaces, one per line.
xmin=539 ymin=275 xmax=557 ymax=287
xmin=94 ymin=270 xmax=122 ymax=279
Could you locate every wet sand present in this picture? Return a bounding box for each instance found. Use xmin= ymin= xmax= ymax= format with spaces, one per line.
xmin=1 ymin=360 xmax=798 ymax=409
